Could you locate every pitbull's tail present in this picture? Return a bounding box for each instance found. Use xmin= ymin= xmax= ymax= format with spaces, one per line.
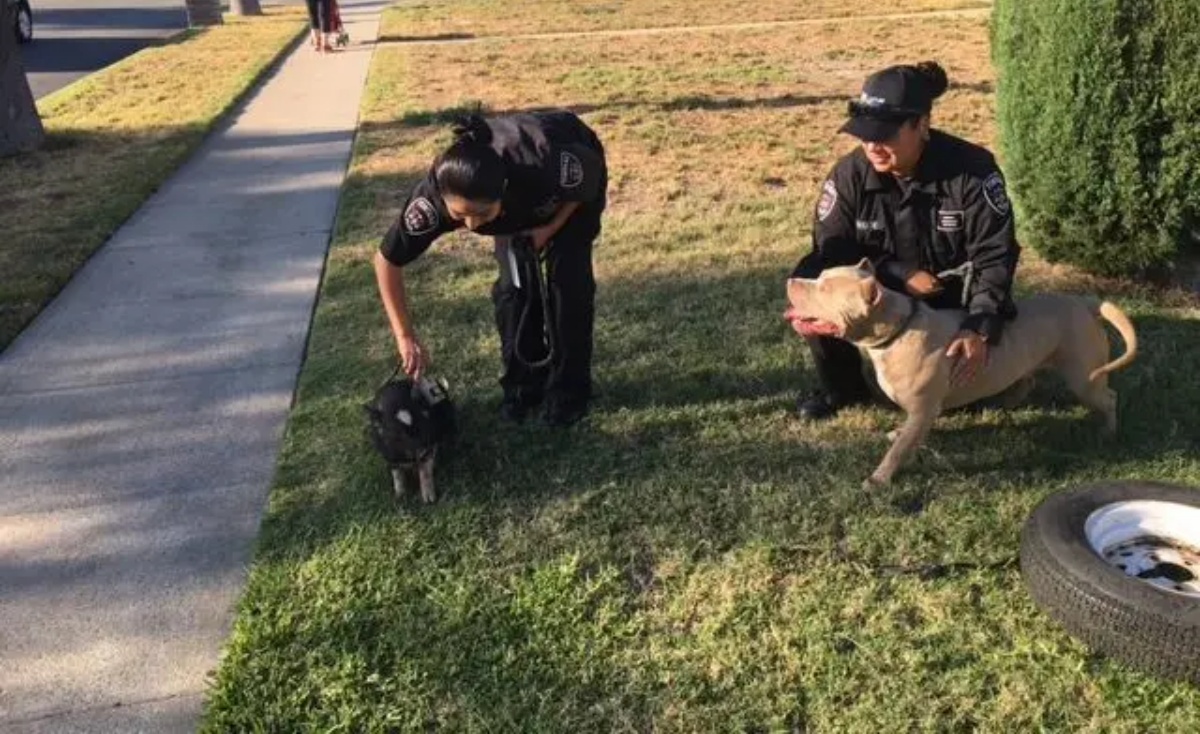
xmin=1090 ymin=300 xmax=1138 ymax=382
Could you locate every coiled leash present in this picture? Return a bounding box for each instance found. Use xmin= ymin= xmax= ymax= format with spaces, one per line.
xmin=935 ymin=260 xmax=975 ymax=308
xmin=508 ymin=234 xmax=556 ymax=369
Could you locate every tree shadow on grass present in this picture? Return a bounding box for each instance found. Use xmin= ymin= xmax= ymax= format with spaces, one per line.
xmin=254 ymin=231 xmax=1200 ymax=562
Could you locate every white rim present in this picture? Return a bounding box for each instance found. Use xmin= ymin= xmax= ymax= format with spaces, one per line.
xmin=1085 ymin=500 xmax=1200 ymax=598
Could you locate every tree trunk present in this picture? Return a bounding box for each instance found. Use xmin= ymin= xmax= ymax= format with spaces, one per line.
xmin=184 ymin=0 xmax=224 ymax=27
xmin=1 ymin=2 xmax=44 ymax=157
xmin=230 ymin=0 xmax=263 ymax=17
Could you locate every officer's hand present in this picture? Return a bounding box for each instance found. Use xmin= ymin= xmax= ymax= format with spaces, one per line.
xmin=945 ymin=330 xmax=988 ymax=386
xmin=397 ymin=332 xmax=429 ymax=380
xmin=527 ymin=225 xmax=554 ymax=252
xmin=904 ymin=270 xmax=944 ymax=299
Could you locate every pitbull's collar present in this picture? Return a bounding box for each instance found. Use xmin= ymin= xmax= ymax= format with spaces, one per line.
xmin=859 ymin=297 xmax=919 ymax=350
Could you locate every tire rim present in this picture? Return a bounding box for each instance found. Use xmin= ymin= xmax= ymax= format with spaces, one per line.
xmin=18 ymin=10 xmax=32 ymax=40
xmin=1086 ymin=500 xmax=1200 ymax=598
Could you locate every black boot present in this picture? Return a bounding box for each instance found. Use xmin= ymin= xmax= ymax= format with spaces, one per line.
xmin=543 ymin=395 xmax=589 ymax=428
xmin=500 ymin=389 xmax=543 ymax=424
xmin=796 ymin=392 xmax=852 ymax=421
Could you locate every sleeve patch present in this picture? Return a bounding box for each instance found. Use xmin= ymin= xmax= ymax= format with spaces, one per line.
xmin=403 ymin=197 xmax=440 ymax=236
xmin=982 ymin=172 xmax=1011 ymax=217
xmin=560 ymin=151 xmax=584 ymax=189
xmin=816 ymin=179 xmax=838 ymax=221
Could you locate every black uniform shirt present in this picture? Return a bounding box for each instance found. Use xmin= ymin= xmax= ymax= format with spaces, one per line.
xmin=793 ymin=129 xmax=1020 ymax=341
xmin=380 ymin=111 xmax=606 ymax=267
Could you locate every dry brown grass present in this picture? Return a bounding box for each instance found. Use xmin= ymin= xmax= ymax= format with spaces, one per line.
xmin=362 ymin=14 xmax=1198 ymax=307
xmin=353 ymin=14 xmax=999 ymax=288
xmin=381 ymin=0 xmax=992 ymax=39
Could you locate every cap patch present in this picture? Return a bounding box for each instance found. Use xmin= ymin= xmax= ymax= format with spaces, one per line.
xmin=859 ymin=93 xmax=888 ymax=107
xmin=982 ymin=173 xmax=1011 ymax=217
xmin=403 ymin=197 xmax=440 ymax=236
xmin=816 ymin=179 xmax=838 ymax=221
xmin=560 ymin=151 xmax=584 ymax=189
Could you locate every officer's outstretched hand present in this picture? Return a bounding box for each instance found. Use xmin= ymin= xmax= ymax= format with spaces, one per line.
xmin=946 ymin=330 xmax=987 ymax=386
xmin=398 ymin=333 xmax=429 ymax=380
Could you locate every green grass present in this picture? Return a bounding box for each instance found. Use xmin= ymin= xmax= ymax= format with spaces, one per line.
xmin=203 ymin=5 xmax=1200 ymax=732
xmin=0 ymin=9 xmax=305 ymax=352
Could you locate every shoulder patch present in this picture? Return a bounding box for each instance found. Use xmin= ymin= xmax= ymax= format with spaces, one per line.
xmin=560 ymin=151 xmax=584 ymax=189
xmin=403 ymin=197 xmax=439 ymax=236
xmin=816 ymin=179 xmax=838 ymax=222
xmin=982 ymin=172 xmax=1011 ymax=217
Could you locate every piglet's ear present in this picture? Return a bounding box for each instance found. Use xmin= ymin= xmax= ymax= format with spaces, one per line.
xmin=857 ymin=257 xmax=875 ymax=274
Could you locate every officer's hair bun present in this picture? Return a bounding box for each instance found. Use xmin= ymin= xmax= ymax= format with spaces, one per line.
xmin=914 ymin=61 xmax=949 ymax=100
xmin=450 ymin=114 xmax=493 ymax=146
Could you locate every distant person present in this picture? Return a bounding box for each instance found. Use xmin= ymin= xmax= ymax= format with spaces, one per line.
xmin=374 ymin=111 xmax=608 ymax=428
xmin=305 ymin=0 xmax=335 ymax=53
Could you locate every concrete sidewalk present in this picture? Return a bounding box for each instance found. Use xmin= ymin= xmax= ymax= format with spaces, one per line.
xmin=0 ymin=2 xmax=386 ymax=731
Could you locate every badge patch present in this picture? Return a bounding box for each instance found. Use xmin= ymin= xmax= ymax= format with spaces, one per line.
xmin=559 ymin=151 xmax=584 ymax=189
xmin=982 ymin=172 xmax=1011 ymax=217
xmin=816 ymin=179 xmax=838 ymax=221
xmin=936 ymin=210 xmax=965 ymax=232
xmin=403 ymin=197 xmax=439 ymax=236
xmin=855 ymin=219 xmax=884 ymax=232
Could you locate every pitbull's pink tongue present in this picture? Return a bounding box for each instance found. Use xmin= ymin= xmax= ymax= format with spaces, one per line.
xmin=809 ymin=321 xmax=841 ymax=337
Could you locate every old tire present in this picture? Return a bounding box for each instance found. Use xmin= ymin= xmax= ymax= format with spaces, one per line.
xmin=1020 ymin=480 xmax=1200 ymax=684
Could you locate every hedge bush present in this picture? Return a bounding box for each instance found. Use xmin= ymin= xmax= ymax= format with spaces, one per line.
xmin=991 ymin=0 xmax=1200 ymax=277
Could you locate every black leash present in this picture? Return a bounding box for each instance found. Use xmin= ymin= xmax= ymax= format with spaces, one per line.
xmin=511 ymin=235 xmax=556 ymax=369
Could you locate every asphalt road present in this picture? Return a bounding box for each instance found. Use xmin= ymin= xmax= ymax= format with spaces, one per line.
xmin=20 ymin=0 xmax=189 ymax=99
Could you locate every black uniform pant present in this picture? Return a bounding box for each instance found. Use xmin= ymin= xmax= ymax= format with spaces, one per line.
xmin=492 ymin=207 xmax=600 ymax=407
xmin=804 ymin=335 xmax=876 ymax=405
xmin=305 ymin=0 xmax=333 ymax=32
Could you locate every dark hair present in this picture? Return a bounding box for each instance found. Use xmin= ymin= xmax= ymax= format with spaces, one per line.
xmin=912 ymin=61 xmax=949 ymax=102
xmin=433 ymin=114 xmax=506 ymax=202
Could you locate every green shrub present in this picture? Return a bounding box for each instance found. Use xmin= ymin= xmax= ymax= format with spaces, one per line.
xmin=991 ymin=0 xmax=1200 ymax=277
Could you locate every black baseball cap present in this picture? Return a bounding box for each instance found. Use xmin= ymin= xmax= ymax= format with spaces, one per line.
xmin=839 ymin=65 xmax=936 ymax=143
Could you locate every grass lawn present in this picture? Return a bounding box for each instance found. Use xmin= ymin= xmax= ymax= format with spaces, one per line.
xmin=380 ymin=0 xmax=992 ymax=39
xmin=204 ymin=3 xmax=1200 ymax=731
xmin=0 ymin=9 xmax=306 ymax=352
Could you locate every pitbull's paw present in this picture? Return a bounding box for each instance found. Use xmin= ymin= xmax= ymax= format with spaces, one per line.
xmin=862 ymin=474 xmax=890 ymax=490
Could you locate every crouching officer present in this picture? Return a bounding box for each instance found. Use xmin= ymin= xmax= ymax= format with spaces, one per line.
xmin=374 ymin=111 xmax=607 ymax=427
xmin=787 ymin=60 xmax=1021 ymax=420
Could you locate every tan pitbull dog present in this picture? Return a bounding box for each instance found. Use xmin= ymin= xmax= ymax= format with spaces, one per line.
xmin=787 ymin=259 xmax=1137 ymax=488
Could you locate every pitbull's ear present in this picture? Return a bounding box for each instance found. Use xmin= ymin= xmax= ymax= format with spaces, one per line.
xmin=856 ymin=257 xmax=875 ymax=274
xmin=859 ymin=276 xmax=881 ymax=306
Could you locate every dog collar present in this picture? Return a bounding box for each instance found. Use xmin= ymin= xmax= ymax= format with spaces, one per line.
xmin=859 ymin=297 xmax=919 ymax=350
